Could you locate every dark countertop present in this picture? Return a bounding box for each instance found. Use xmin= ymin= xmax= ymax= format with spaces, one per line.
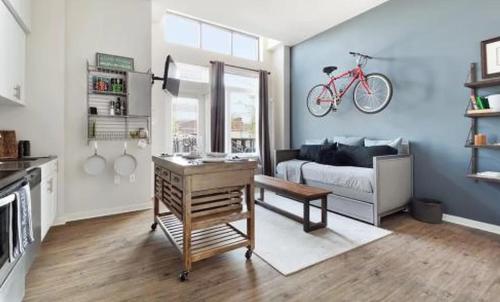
xmin=0 ymin=156 xmax=57 ymax=189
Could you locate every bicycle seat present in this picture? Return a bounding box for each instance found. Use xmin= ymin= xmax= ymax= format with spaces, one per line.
xmin=323 ymin=66 xmax=337 ymax=75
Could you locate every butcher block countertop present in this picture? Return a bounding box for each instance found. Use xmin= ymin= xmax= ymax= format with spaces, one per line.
xmin=152 ymin=155 xmax=257 ymax=176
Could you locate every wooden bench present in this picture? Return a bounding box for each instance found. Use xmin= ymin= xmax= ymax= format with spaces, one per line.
xmin=254 ymin=175 xmax=331 ymax=232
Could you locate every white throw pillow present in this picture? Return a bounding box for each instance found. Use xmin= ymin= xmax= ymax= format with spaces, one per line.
xmin=329 ymin=136 xmax=364 ymax=146
xmin=364 ymin=137 xmax=403 ymax=152
xmin=304 ymin=138 xmax=327 ymax=145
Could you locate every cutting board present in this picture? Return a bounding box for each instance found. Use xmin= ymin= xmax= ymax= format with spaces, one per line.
xmin=0 ymin=130 xmax=18 ymax=159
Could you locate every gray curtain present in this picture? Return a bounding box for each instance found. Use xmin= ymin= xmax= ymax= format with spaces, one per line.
xmin=210 ymin=61 xmax=225 ymax=152
xmin=259 ymin=70 xmax=272 ymax=176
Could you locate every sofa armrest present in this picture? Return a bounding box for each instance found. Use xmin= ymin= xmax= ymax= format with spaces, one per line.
xmin=373 ymin=154 xmax=413 ymax=219
xmin=275 ymin=149 xmax=300 ymax=166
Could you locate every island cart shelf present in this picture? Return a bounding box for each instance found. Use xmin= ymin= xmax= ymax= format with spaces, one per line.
xmin=152 ymin=156 xmax=257 ymax=281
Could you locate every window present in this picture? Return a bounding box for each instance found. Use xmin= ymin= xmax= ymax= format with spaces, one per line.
xmin=201 ymin=24 xmax=231 ymax=55
xmin=225 ymin=72 xmax=259 ymax=154
xmin=164 ymin=13 xmax=200 ymax=48
xmin=232 ymin=33 xmax=259 ymax=61
xmin=171 ymin=97 xmax=199 ymax=153
xmin=164 ymin=12 xmax=260 ymax=61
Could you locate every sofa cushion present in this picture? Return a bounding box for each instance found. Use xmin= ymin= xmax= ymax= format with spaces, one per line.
xmin=318 ymin=145 xmax=351 ymax=166
xmin=337 ymin=144 xmax=398 ymax=168
xmin=298 ymin=143 xmax=335 ymax=162
xmin=365 ymin=137 xmax=403 ymax=153
xmin=301 ymin=162 xmax=374 ymax=193
xmin=329 ymin=136 xmax=364 ymax=146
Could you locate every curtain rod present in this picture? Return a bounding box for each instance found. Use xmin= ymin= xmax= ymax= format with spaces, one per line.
xmin=209 ymin=61 xmax=271 ymax=75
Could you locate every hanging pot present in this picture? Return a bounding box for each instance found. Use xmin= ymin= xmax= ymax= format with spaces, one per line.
xmin=114 ymin=142 xmax=137 ymax=176
xmin=84 ymin=141 xmax=107 ymax=176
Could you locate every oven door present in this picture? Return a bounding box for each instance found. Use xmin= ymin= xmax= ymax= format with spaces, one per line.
xmin=0 ymin=198 xmax=13 ymax=287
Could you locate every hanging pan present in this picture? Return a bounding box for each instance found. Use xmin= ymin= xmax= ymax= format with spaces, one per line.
xmin=84 ymin=141 xmax=107 ymax=176
xmin=114 ymin=142 xmax=137 ymax=176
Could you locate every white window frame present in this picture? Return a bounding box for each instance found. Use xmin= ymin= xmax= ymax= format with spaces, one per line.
xmin=165 ymin=11 xmax=260 ymax=61
xmin=224 ymin=70 xmax=260 ymax=157
xmin=169 ymin=93 xmax=207 ymax=154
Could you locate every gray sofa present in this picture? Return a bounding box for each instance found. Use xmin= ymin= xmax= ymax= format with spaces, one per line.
xmin=275 ymin=137 xmax=413 ymax=226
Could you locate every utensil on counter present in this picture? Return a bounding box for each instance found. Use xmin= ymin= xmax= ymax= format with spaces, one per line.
xmin=0 ymin=130 xmax=18 ymax=159
xmin=84 ymin=141 xmax=107 ymax=175
xmin=18 ymin=140 xmax=31 ymax=158
xmin=114 ymin=142 xmax=137 ymax=176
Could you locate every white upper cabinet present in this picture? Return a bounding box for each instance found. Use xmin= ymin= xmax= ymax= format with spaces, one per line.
xmin=0 ymin=1 xmax=26 ymax=105
xmin=2 ymin=0 xmax=31 ymax=32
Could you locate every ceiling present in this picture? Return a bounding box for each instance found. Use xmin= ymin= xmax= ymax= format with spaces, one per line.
xmin=154 ymin=0 xmax=389 ymax=45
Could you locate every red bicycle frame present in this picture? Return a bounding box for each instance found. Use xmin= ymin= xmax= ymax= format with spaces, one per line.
xmin=318 ymin=65 xmax=372 ymax=103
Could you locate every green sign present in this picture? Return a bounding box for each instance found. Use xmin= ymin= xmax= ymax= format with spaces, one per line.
xmin=96 ymin=53 xmax=134 ymax=71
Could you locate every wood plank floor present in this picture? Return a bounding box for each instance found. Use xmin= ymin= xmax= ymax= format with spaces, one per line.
xmin=25 ymin=210 xmax=500 ymax=302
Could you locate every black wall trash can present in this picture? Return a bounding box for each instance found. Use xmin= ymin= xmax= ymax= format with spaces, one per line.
xmin=411 ymin=198 xmax=443 ymax=224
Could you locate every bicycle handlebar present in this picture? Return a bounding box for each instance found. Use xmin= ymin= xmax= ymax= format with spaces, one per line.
xmin=349 ymin=51 xmax=373 ymax=59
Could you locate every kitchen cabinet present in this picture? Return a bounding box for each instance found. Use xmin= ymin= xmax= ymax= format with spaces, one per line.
xmin=40 ymin=159 xmax=58 ymax=241
xmin=1 ymin=0 xmax=31 ymax=32
xmin=0 ymin=1 xmax=26 ymax=106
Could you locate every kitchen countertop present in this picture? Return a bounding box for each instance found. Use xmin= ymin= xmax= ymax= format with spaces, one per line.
xmin=152 ymin=155 xmax=257 ymax=176
xmin=0 ymin=156 xmax=57 ymax=189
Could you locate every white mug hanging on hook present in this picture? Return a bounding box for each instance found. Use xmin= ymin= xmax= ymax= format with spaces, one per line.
xmin=114 ymin=142 xmax=137 ymax=177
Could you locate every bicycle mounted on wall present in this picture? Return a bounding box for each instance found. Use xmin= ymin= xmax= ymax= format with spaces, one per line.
xmin=306 ymin=52 xmax=393 ymax=117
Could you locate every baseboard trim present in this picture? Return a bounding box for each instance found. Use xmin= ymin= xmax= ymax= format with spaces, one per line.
xmin=54 ymin=202 xmax=152 ymax=225
xmin=443 ymin=214 xmax=500 ymax=235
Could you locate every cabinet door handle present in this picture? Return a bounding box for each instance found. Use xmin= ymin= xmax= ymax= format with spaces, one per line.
xmin=47 ymin=179 xmax=53 ymax=193
xmin=14 ymin=85 xmax=21 ymax=100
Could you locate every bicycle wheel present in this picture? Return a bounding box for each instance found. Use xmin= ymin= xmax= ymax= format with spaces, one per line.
xmin=307 ymin=84 xmax=334 ymax=117
xmin=353 ymin=73 xmax=393 ymax=114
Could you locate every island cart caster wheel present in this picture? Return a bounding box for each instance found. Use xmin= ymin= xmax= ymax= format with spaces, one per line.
xmin=179 ymin=271 xmax=189 ymax=281
xmin=245 ymin=249 xmax=253 ymax=260
xmin=150 ymin=223 xmax=157 ymax=231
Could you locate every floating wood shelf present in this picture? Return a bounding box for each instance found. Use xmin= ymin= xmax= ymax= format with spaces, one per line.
xmin=467 ymin=174 xmax=500 ymax=184
xmin=464 ymin=77 xmax=500 ymax=88
xmin=465 ymin=110 xmax=500 ymax=118
xmin=465 ymin=144 xmax=500 ymax=150
xmin=465 ymin=63 xmax=500 ymax=184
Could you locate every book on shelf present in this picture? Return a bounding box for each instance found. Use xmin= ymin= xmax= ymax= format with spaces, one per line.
xmin=470 ymin=95 xmax=478 ymax=109
xmin=476 ymin=96 xmax=490 ymax=109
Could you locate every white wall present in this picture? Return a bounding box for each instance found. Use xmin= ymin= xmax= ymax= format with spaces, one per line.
xmin=269 ymin=45 xmax=291 ymax=151
xmin=63 ymin=0 xmax=152 ymax=221
xmin=0 ymin=0 xmax=66 ymax=219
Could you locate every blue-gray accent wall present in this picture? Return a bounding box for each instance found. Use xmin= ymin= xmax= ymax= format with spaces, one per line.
xmin=290 ymin=0 xmax=500 ymax=225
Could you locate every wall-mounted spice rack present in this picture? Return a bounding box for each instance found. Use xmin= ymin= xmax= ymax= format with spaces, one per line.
xmin=86 ymin=61 xmax=151 ymax=144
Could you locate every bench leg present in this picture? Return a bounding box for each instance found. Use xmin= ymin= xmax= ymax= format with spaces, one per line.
xmin=260 ymin=188 xmax=265 ymax=202
xmin=321 ymin=196 xmax=327 ymax=226
xmin=303 ymin=200 xmax=311 ymax=232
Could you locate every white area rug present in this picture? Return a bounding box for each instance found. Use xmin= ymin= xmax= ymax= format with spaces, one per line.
xmin=231 ymin=192 xmax=392 ymax=276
